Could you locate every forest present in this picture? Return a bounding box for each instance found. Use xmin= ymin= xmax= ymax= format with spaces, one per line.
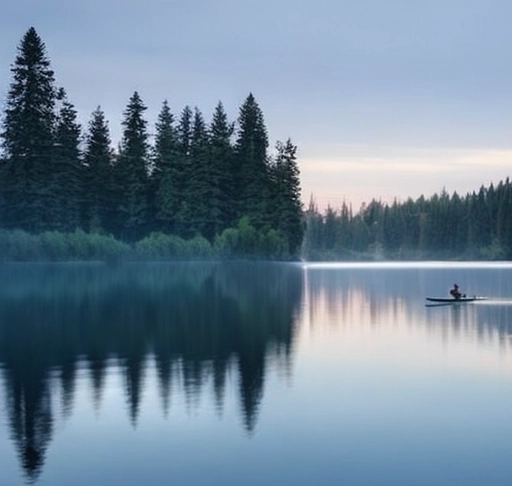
xmin=303 ymin=179 xmax=512 ymax=261
xmin=1 ymin=28 xmax=510 ymax=262
xmin=0 ymin=28 xmax=303 ymax=261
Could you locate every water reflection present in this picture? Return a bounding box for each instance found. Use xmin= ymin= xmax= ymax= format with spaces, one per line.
xmin=1 ymin=262 xmax=512 ymax=484
xmin=303 ymin=264 xmax=512 ymax=353
xmin=0 ymin=262 xmax=303 ymax=482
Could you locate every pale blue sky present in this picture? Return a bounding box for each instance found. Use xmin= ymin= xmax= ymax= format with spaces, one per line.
xmin=1 ymin=0 xmax=511 ymax=209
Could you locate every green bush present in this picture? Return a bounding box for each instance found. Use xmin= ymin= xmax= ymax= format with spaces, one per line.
xmin=260 ymin=229 xmax=288 ymax=260
xmin=480 ymin=238 xmax=506 ymax=261
xmin=89 ymin=232 xmax=130 ymax=261
xmin=67 ymin=229 xmax=91 ymax=260
xmin=134 ymin=232 xmax=187 ymax=259
xmin=214 ymin=227 xmax=240 ymax=258
xmin=0 ymin=229 xmax=132 ymax=262
xmin=213 ymin=218 xmax=291 ymax=260
xmin=0 ymin=224 xmax=297 ymax=262
xmin=41 ymin=231 xmax=69 ymax=260
xmin=0 ymin=229 xmax=42 ymax=261
xmin=185 ymin=235 xmax=214 ymax=259
xmin=237 ymin=216 xmax=259 ymax=258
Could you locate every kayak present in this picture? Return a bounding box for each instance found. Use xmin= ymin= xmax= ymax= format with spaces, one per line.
xmin=426 ymin=297 xmax=484 ymax=303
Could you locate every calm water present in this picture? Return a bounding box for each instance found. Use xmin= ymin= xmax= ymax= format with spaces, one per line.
xmin=1 ymin=261 xmax=512 ymax=486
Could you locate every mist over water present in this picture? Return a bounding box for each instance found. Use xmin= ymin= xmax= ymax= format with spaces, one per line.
xmin=1 ymin=262 xmax=511 ymax=485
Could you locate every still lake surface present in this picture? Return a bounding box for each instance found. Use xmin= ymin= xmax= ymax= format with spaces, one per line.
xmin=1 ymin=261 xmax=512 ymax=485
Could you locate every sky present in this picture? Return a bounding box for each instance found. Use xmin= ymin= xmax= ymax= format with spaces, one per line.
xmin=1 ymin=0 xmax=512 ymax=211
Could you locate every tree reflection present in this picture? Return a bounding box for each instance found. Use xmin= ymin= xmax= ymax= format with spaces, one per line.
xmin=0 ymin=261 xmax=303 ymax=481
xmin=4 ymin=367 xmax=53 ymax=482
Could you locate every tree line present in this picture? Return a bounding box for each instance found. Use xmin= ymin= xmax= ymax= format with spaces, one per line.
xmin=0 ymin=28 xmax=304 ymax=259
xmin=2 ymin=28 xmax=510 ymax=263
xmin=303 ymin=179 xmax=512 ymax=261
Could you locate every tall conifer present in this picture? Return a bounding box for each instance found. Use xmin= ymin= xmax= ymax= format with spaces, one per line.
xmin=1 ymin=27 xmax=57 ymax=231
xmin=272 ymin=139 xmax=304 ymax=257
xmin=83 ymin=107 xmax=114 ymax=233
xmin=234 ymin=93 xmax=270 ymax=227
xmin=114 ymin=91 xmax=150 ymax=241
xmin=170 ymin=106 xmax=193 ymax=236
xmin=188 ymin=107 xmax=211 ymax=237
xmin=151 ymin=100 xmax=177 ymax=233
xmin=209 ymin=102 xmax=234 ymax=234
xmin=53 ymin=88 xmax=82 ymax=231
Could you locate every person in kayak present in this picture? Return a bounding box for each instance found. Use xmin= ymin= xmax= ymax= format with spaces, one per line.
xmin=449 ymin=283 xmax=466 ymax=300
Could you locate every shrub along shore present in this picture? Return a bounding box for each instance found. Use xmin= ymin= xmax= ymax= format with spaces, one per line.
xmin=0 ymin=217 xmax=295 ymax=262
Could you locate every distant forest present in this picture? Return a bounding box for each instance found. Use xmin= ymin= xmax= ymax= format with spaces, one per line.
xmin=1 ymin=28 xmax=510 ymax=262
xmin=0 ymin=28 xmax=304 ymax=260
xmin=304 ymin=179 xmax=512 ymax=261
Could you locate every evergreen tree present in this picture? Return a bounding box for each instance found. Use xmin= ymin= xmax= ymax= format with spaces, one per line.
xmin=151 ymin=100 xmax=177 ymax=233
xmin=152 ymin=101 xmax=177 ymax=181
xmin=0 ymin=159 xmax=5 ymax=227
xmin=383 ymin=200 xmax=406 ymax=253
xmin=323 ymin=205 xmax=339 ymax=251
xmin=156 ymin=106 xmax=194 ymax=236
xmin=499 ymin=179 xmax=512 ymax=257
xmin=209 ymin=101 xmax=235 ymax=234
xmin=83 ymin=107 xmax=114 ymax=233
xmin=171 ymin=106 xmax=193 ymax=236
xmin=114 ymin=91 xmax=150 ymax=241
xmin=339 ymin=201 xmax=353 ymax=251
xmin=188 ymin=107 xmax=211 ymax=238
xmin=1 ymin=27 xmax=57 ymax=232
xmin=52 ymin=88 xmax=82 ymax=231
xmin=302 ymin=196 xmax=323 ymax=259
xmin=271 ymin=139 xmax=304 ymax=257
xmin=234 ymin=93 xmax=270 ymax=227
xmin=177 ymin=105 xmax=193 ymax=157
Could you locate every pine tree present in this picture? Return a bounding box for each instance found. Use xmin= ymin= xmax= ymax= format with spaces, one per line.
xmin=324 ymin=205 xmax=339 ymax=252
xmin=188 ymin=107 xmax=212 ymax=238
xmin=302 ymin=196 xmax=323 ymax=259
xmin=209 ymin=101 xmax=235 ymax=235
xmin=177 ymin=105 xmax=193 ymax=157
xmin=83 ymin=107 xmax=114 ymax=233
xmin=271 ymin=139 xmax=304 ymax=257
xmin=155 ymin=106 xmax=192 ymax=236
xmin=0 ymin=159 xmax=5 ymax=227
xmin=52 ymin=88 xmax=82 ymax=231
xmin=170 ymin=106 xmax=193 ymax=236
xmin=234 ymin=93 xmax=270 ymax=227
xmin=152 ymin=101 xmax=177 ymax=182
xmin=500 ymin=179 xmax=512 ymax=257
xmin=150 ymin=101 xmax=177 ymax=232
xmin=1 ymin=27 xmax=57 ymax=232
xmin=114 ymin=91 xmax=150 ymax=241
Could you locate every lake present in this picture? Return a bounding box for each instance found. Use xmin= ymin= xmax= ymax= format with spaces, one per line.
xmin=1 ymin=261 xmax=512 ymax=486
